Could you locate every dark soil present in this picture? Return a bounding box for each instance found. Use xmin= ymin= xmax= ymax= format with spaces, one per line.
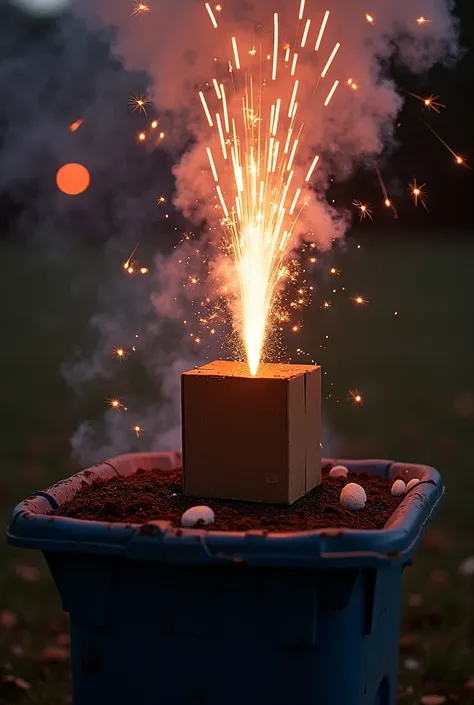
xmin=53 ymin=466 xmax=403 ymax=531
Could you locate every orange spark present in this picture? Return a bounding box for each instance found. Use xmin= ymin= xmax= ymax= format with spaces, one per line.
xmin=138 ymin=132 xmax=146 ymax=141
xmin=129 ymin=95 xmax=150 ymax=114
xmin=131 ymin=2 xmax=150 ymax=16
xmin=107 ymin=398 xmax=123 ymax=410
xmin=365 ymin=13 xmax=374 ymax=24
xmin=416 ymin=16 xmax=430 ymax=24
xmin=132 ymin=425 xmax=144 ymax=436
xmin=409 ymin=178 xmax=428 ymax=210
xmin=68 ymin=119 xmax=83 ymax=132
xmin=324 ymin=80 xmax=339 ymax=106
xmin=315 ymin=10 xmax=330 ymax=51
xmin=352 ymin=295 xmax=368 ymax=305
xmin=353 ymin=201 xmax=373 ymax=220
xmin=348 ymin=389 xmax=364 ymax=405
xmin=205 ymin=2 xmax=218 ymax=28
xmin=113 ymin=346 xmax=129 ymax=361
xmin=321 ymin=43 xmax=341 ymax=78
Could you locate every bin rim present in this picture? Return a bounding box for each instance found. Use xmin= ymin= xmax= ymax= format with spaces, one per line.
xmin=6 ymin=452 xmax=444 ymax=568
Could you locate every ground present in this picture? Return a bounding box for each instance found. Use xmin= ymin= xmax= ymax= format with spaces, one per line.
xmin=0 ymin=236 xmax=473 ymax=704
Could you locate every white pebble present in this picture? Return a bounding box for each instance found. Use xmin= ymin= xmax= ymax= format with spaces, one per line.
xmin=406 ymin=478 xmax=420 ymax=492
xmin=329 ymin=465 xmax=349 ymax=479
xmin=340 ymin=483 xmax=367 ymax=511
xmin=181 ymin=505 xmax=215 ymax=528
xmin=391 ymin=479 xmax=406 ymax=496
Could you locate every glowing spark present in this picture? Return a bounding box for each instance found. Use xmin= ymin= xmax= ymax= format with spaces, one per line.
xmin=156 ymin=195 xmax=166 ymax=205
xmin=131 ymin=2 xmax=150 ymax=16
xmin=353 ymin=200 xmax=373 ymax=220
xmin=272 ymin=13 xmax=279 ymax=81
xmin=330 ymin=267 xmax=340 ymax=275
xmin=321 ymin=42 xmax=340 ymax=77
xmin=68 ymin=119 xmax=83 ymax=132
xmin=132 ymin=425 xmax=144 ymax=437
xmin=305 ymin=154 xmax=320 ymax=182
xmin=199 ymin=91 xmax=214 ymax=126
xmin=315 ymin=10 xmax=330 ymax=51
xmin=301 ymin=19 xmax=311 ymax=48
xmin=409 ymin=178 xmax=428 ymax=210
xmin=199 ymin=3 xmax=345 ymax=375
xmin=298 ymin=0 xmax=305 ymax=20
xmin=416 ymin=16 xmax=430 ymax=24
xmin=206 ymin=147 xmax=219 ymax=181
xmin=321 ymin=301 xmax=332 ymax=309
xmin=289 ymin=188 xmax=301 ymax=215
xmin=113 ymin=346 xmax=129 ymax=360
xmin=212 ymin=79 xmax=221 ymax=99
xmin=352 ymin=295 xmax=368 ymax=305
xmin=151 ymin=120 xmax=158 ymax=129
xmin=288 ymin=80 xmax=299 ymax=117
xmin=365 ymin=13 xmax=374 ymax=24
xmin=138 ymin=132 xmax=146 ymax=141
xmin=384 ymin=198 xmax=391 ymax=208
xmin=140 ymin=267 xmax=149 ymax=274
xmin=129 ymin=95 xmax=150 ymax=114
xmin=231 ymin=37 xmax=241 ymax=69
xmin=348 ymin=390 xmax=363 ymax=405
xmin=123 ymin=245 xmax=139 ymax=270
xmin=421 ymin=119 xmax=470 ymax=168
xmin=408 ymin=92 xmax=445 ymax=113
xmin=205 ymin=2 xmax=218 ymax=28
xmin=107 ymin=398 xmax=123 ymax=410
xmin=291 ymin=53 xmax=298 ymax=76
xmin=324 ymin=80 xmax=339 ymax=106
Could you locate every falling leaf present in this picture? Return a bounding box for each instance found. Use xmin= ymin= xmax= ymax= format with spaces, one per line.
xmin=2 ymin=675 xmax=31 ymax=691
xmin=15 ymin=564 xmax=40 ymax=582
xmin=420 ymin=696 xmax=447 ymax=705
xmin=0 ymin=610 xmax=18 ymax=628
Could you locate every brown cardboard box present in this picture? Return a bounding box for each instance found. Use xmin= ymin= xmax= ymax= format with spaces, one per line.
xmin=181 ymin=360 xmax=321 ymax=505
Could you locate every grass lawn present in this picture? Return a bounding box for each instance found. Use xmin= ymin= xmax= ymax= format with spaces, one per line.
xmin=1 ymin=236 xmax=473 ymax=704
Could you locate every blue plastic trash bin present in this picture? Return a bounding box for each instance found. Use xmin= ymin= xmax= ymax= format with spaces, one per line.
xmin=7 ymin=453 xmax=444 ymax=705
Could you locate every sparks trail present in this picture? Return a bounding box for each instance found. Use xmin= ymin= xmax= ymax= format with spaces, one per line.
xmin=201 ymin=1 xmax=344 ymax=375
xmin=420 ymin=118 xmax=471 ymax=169
xmin=375 ymin=164 xmax=398 ymax=218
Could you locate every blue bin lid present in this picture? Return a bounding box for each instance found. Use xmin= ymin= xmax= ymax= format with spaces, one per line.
xmin=6 ymin=453 xmax=444 ymax=569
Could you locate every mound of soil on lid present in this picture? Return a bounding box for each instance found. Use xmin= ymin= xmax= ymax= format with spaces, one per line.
xmin=53 ymin=466 xmax=403 ymax=531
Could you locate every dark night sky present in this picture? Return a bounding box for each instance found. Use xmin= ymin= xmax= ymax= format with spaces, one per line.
xmin=0 ymin=0 xmax=472 ymax=243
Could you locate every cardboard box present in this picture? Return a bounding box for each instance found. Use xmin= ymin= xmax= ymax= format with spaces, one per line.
xmin=181 ymin=360 xmax=321 ymax=505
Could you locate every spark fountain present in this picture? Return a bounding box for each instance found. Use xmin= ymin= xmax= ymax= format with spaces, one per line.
xmin=7 ymin=1 xmax=454 ymax=704
xmin=201 ymin=2 xmax=340 ymax=375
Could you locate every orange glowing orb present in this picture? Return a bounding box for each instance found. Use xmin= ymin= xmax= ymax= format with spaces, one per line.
xmin=56 ymin=163 xmax=90 ymax=195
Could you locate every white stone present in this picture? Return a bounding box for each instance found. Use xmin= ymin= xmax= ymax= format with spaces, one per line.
xmin=406 ymin=478 xmax=420 ymax=492
xmin=391 ymin=479 xmax=406 ymax=496
xmin=340 ymin=483 xmax=367 ymax=511
xmin=181 ymin=505 xmax=215 ymax=528
xmin=329 ymin=465 xmax=349 ymax=479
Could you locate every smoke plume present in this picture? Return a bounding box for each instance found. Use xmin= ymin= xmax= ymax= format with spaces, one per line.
xmin=2 ymin=0 xmax=457 ymax=464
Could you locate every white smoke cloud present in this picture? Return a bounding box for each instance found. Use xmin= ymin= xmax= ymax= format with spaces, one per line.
xmin=65 ymin=0 xmax=459 ymax=464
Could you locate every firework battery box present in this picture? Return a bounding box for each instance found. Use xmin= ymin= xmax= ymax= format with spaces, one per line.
xmin=7 ymin=453 xmax=443 ymax=705
xmin=182 ymin=360 xmax=322 ymax=504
